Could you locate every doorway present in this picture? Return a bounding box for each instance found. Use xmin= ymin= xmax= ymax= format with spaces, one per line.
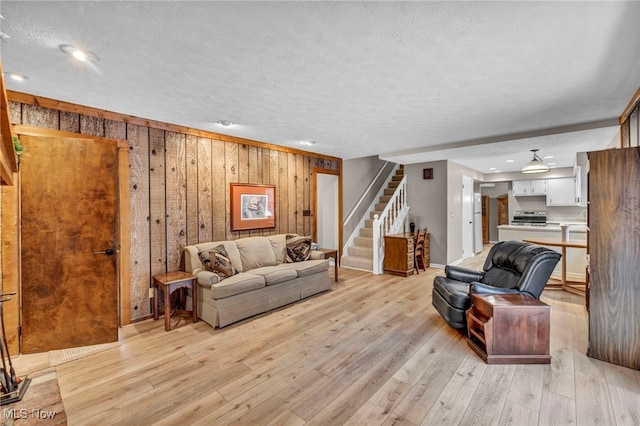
xmin=461 ymin=175 xmax=474 ymax=260
xmin=19 ymin=135 xmax=119 ymax=353
xmin=313 ymin=169 xmax=341 ymax=252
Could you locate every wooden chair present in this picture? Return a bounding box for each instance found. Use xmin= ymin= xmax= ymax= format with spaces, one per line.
xmin=414 ymin=228 xmax=427 ymax=274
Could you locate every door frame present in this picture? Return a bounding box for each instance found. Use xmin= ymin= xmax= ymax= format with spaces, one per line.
xmin=312 ymin=167 xmax=342 ymax=256
xmin=13 ymin=125 xmax=131 ymax=328
xmin=461 ymin=175 xmax=474 ymax=260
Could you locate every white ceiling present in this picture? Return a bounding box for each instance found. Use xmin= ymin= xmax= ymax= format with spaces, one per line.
xmin=1 ymin=1 xmax=638 ymax=174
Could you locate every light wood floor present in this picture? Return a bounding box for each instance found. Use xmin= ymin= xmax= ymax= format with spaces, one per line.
xmin=13 ymin=248 xmax=640 ymax=425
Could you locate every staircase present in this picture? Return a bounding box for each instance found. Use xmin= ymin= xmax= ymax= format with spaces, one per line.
xmin=342 ymin=165 xmax=406 ymax=272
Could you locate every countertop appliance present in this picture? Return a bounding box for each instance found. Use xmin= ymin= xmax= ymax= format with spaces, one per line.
xmin=512 ymin=211 xmax=547 ymax=226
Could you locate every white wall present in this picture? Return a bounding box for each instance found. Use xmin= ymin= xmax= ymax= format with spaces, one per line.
xmin=342 ymin=156 xmax=387 ymax=215
xmin=317 ymin=173 xmax=339 ymax=249
xmin=405 ymin=161 xmax=448 ymax=265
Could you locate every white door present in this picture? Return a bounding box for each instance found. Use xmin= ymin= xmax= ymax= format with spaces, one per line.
xmin=316 ymin=173 xmax=339 ymax=250
xmin=462 ymin=175 xmax=474 ymax=260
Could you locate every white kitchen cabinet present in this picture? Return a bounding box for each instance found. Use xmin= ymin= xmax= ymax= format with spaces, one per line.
xmin=547 ymin=174 xmax=581 ymax=206
xmin=512 ymin=179 xmax=547 ymax=196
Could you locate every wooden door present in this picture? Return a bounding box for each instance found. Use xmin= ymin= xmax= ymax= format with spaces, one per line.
xmin=497 ymin=196 xmax=509 ymax=225
xmin=20 ymin=136 xmax=118 ymax=353
xmin=481 ymin=195 xmax=490 ymax=244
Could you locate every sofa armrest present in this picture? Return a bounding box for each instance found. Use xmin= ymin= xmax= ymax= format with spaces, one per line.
xmin=445 ymin=265 xmax=484 ymax=283
xmin=310 ymin=250 xmax=325 ymax=260
xmin=197 ymin=270 xmax=220 ymax=287
xmin=470 ymin=281 xmax=521 ymax=297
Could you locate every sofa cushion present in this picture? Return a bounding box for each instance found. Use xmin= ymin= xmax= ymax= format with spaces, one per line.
xmin=248 ymin=266 xmax=298 ymax=285
xmin=236 ymin=237 xmax=278 ymax=270
xmin=198 ymin=245 xmax=238 ymax=281
xmin=186 ymin=241 xmax=244 ymax=273
xmin=286 ymin=235 xmax=312 ymax=262
xmin=267 ymin=234 xmax=288 ymax=264
xmin=210 ymin=272 xmax=265 ymax=299
xmin=278 ymin=259 xmax=329 ymax=277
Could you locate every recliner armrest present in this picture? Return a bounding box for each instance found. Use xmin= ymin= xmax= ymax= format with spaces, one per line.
xmin=470 ymin=281 xmax=521 ymax=296
xmin=445 ymin=265 xmax=485 ymax=283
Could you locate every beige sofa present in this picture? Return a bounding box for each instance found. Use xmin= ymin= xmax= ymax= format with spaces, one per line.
xmin=184 ymin=234 xmax=331 ymax=328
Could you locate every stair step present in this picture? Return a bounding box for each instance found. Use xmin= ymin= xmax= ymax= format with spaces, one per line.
xmin=375 ymin=203 xmax=387 ymax=211
xmin=379 ymin=195 xmax=391 ymax=203
xmin=354 ymin=236 xmax=373 ymax=248
xmin=384 ymin=188 xmax=394 ymax=196
xmin=388 ymin=181 xmax=399 ymax=189
xmin=370 ymin=210 xmax=383 ymax=219
xmin=392 ymin=174 xmax=403 ymax=182
xmin=341 ymin=256 xmax=373 ymax=271
xmin=365 ymin=219 xmax=374 ymax=227
xmin=347 ymin=246 xmax=372 ymax=258
xmin=359 ymin=228 xmax=373 ymax=238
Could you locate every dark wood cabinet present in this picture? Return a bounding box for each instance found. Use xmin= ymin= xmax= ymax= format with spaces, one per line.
xmin=587 ymin=147 xmax=640 ymax=370
xmin=383 ymin=233 xmax=415 ymax=277
xmin=466 ymin=293 xmax=551 ymax=364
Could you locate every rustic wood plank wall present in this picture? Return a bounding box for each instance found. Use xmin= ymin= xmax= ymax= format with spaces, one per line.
xmin=8 ymin=99 xmax=340 ymax=321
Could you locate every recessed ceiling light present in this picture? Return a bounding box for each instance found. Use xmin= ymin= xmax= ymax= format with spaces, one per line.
xmin=494 ymin=170 xmax=501 ymax=173
xmin=59 ymin=44 xmax=99 ymax=63
xmin=505 ymin=159 xmax=514 ymax=163
xmin=300 ymin=140 xmax=316 ymax=146
xmin=489 ymin=167 xmax=496 ymax=171
xmin=544 ymin=155 xmax=554 ymax=159
xmin=548 ymin=162 xmax=556 ymax=166
xmin=216 ymin=120 xmax=234 ymax=126
xmin=5 ymin=72 xmax=28 ymax=82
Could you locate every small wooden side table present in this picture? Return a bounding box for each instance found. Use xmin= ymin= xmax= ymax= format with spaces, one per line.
xmin=153 ymin=271 xmax=198 ymax=331
xmin=466 ymin=293 xmax=551 ymax=364
xmin=318 ymin=248 xmax=339 ymax=282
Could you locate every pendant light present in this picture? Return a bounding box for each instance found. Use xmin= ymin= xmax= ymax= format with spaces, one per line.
xmin=521 ymin=149 xmax=549 ymax=174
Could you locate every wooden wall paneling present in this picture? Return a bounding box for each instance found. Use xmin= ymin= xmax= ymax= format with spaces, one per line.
xmin=269 ymin=150 xmax=280 ymax=234
xmin=164 ymin=132 xmax=187 ymax=271
xmin=149 ymin=128 xmax=167 ymax=277
xmin=211 ymin=140 xmax=226 ymax=242
xmin=238 ymin=144 xmax=249 ymax=183
xmin=236 ymin=144 xmax=251 ymax=238
xmin=248 ymin=146 xmax=262 ymax=236
xmin=197 ymin=137 xmax=213 ymax=243
xmin=252 ymin=146 xmax=262 ymax=184
xmin=630 ymin=107 xmax=639 ymax=147
xmin=225 ymin=142 xmax=239 ymax=239
xmin=287 ymin=153 xmax=297 ymax=235
xmin=127 ymin=124 xmax=151 ymax=319
xmin=185 ymin=135 xmax=199 ymax=245
xmin=80 ymin=115 xmax=104 ymax=137
xmin=8 ymin=101 xmax=21 ymax=125
xmin=1 ymin=173 xmax=19 ymax=355
xmin=303 ymin=157 xmax=311 ymax=237
xmin=278 ymin=151 xmax=289 ymax=234
xmin=22 ymin=104 xmax=58 ymax=129
xmin=105 ymin=119 xmax=127 ymax=140
xmin=621 ymin=120 xmax=630 ymax=148
xmin=295 ymin=154 xmax=304 ymax=235
xmin=59 ymin=111 xmax=80 ymax=133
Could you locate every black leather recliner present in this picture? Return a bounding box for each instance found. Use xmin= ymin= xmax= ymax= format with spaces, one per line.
xmin=432 ymin=240 xmax=562 ymax=329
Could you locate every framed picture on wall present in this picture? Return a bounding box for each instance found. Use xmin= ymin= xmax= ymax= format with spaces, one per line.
xmin=230 ymin=183 xmax=276 ymax=231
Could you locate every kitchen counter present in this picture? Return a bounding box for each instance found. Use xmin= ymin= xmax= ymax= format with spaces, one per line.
xmin=498 ymin=224 xmax=587 ymax=282
xmin=498 ymin=223 xmax=587 ymax=233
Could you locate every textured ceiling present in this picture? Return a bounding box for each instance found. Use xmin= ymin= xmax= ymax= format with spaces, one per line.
xmin=1 ymin=1 xmax=639 ymax=173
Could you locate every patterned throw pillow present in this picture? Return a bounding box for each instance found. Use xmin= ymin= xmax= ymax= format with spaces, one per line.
xmin=199 ymin=245 xmax=238 ymax=280
xmin=286 ymin=235 xmax=312 ymax=263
